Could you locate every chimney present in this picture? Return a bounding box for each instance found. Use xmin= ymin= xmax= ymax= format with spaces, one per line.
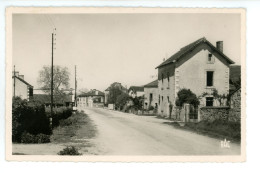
xmin=216 ymin=41 xmax=223 ymax=53
xmin=19 ymin=75 xmax=24 ymax=80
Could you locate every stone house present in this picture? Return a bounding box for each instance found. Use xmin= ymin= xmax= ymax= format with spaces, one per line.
xmin=156 ymin=37 xmax=235 ymax=117
xmin=128 ymin=86 xmax=144 ymax=98
xmin=143 ymin=80 xmax=158 ymax=110
xmin=77 ymin=89 xmax=105 ymax=108
xmin=12 ymin=71 xmax=33 ymax=101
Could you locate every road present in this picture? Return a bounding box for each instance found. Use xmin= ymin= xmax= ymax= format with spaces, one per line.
xmin=82 ymin=107 xmax=241 ymax=155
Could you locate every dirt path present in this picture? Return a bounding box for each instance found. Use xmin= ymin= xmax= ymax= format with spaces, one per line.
xmin=83 ymin=107 xmax=241 ymax=155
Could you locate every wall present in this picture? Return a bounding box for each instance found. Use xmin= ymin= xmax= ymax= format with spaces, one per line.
xmin=200 ymin=107 xmax=230 ymax=122
xmin=144 ymin=87 xmax=158 ymax=109
xmin=229 ymin=88 xmax=241 ymax=122
xmin=12 ymin=78 xmax=29 ymax=100
xmin=176 ymin=43 xmax=230 ymax=106
xmin=158 ymin=63 xmax=175 ymax=117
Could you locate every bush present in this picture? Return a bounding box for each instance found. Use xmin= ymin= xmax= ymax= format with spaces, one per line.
xmin=58 ymin=146 xmax=82 ymax=155
xmin=148 ymin=105 xmax=154 ymax=111
xmin=21 ymin=132 xmax=50 ymax=143
xmin=45 ymin=107 xmax=73 ymax=127
xmin=12 ymin=97 xmax=51 ymax=143
xmin=175 ymin=88 xmax=200 ymax=107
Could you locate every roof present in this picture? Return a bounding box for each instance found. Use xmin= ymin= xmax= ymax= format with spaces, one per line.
xmin=105 ymin=82 xmax=127 ymax=92
xmin=144 ymin=80 xmax=158 ymax=88
xmin=12 ymin=76 xmax=33 ymax=88
xmin=128 ymin=86 xmax=144 ymax=92
xmin=156 ymin=37 xmax=235 ymax=69
xmin=33 ymin=94 xmax=73 ymax=104
xmin=78 ymin=89 xmax=105 ymax=97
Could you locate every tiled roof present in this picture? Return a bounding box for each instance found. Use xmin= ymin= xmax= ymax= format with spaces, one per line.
xmin=33 ymin=94 xmax=73 ymax=104
xmin=156 ymin=37 xmax=235 ymax=69
xmin=128 ymin=86 xmax=144 ymax=92
xmin=12 ymin=76 xmax=33 ymax=87
xmin=144 ymin=80 xmax=158 ymax=88
xmin=78 ymin=89 xmax=105 ymax=97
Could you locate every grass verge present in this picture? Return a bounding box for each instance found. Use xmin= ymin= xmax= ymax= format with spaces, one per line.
xmin=164 ymin=120 xmax=241 ymax=143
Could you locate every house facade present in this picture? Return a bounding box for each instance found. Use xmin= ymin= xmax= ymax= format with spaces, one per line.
xmin=128 ymin=86 xmax=144 ymax=98
xmin=12 ymin=71 xmax=33 ymax=101
xmin=156 ymin=37 xmax=234 ymax=117
xmin=143 ymin=80 xmax=158 ymax=110
xmin=78 ymin=89 xmax=105 ymax=108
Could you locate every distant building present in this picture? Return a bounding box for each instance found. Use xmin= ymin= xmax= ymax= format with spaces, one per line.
xmin=156 ymin=37 xmax=235 ymax=117
xmin=128 ymin=86 xmax=144 ymax=98
xmin=77 ymin=89 xmax=105 ymax=108
xmin=33 ymin=88 xmax=74 ymax=107
xmin=12 ymin=71 xmax=33 ymax=101
xmin=143 ymin=80 xmax=158 ymax=110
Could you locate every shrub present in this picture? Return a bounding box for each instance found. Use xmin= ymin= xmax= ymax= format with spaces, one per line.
xmin=45 ymin=107 xmax=73 ymax=127
xmin=12 ymin=97 xmax=51 ymax=143
xmin=21 ymin=132 xmax=50 ymax=143
xmin=175 ymin=88 xmax=200 ymax=107
xmin=58 ymin=146 xmax=82 ymax=155
xmin=148 ymin=105 xmax=154 ymax=111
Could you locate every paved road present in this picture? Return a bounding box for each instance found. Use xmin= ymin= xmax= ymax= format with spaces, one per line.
xmin=83 ymin=107 xmax=241 ymax=155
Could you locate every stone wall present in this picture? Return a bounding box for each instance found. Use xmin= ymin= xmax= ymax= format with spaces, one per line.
xmin=229 ymin=88 xmax=241 ymax=122
xmin=200 ymin=106 xmax=230 ymax=122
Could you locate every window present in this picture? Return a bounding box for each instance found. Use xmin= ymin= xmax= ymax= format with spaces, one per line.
xmin=167 ymin=96 xmax=169 ymax=103
xmin=162 ymin=96 xmax=164 ymax=102
xmin=29 ymin=87 xmax=33 ymax=97
xmin=206 ymin=97 xmax=214 ymax=106
xmin=167 ymin=72 xmax=170 ymax=88
xmin=206 ymin=71 xmax=214 ymax=87
xmin=161 ymin=73 xmax=164 ymax=83
xmin=208 ymin=53 xmax=214 ymax=63
xmin=149 ymin=93 xmax=153 ymax=102
xmin=159 ymin=95 xmax=160 ymax=105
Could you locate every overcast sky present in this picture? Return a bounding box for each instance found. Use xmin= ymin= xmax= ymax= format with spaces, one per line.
xmin=13 ymin=13 xmax=241 ymax=91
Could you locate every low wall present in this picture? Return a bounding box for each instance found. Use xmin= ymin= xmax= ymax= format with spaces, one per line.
xmin=200 ymin=106 xmax=230 ymax=122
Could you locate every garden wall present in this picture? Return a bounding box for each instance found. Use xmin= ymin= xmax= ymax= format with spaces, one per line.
xmin=200 ymin=106 xmax=230 ymax=122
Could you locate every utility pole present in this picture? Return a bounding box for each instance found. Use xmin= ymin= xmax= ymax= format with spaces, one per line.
xmin=50 ymin=29 xmax=56 ymax=129
xmin=75 ymin=65 xmax=77 ymax=107
xmin=13 ymin=65 xmax=15 ymax=98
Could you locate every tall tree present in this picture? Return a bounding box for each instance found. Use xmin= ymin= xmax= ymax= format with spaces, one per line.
xmin=37 ymin=65 xmax=70 ymax=95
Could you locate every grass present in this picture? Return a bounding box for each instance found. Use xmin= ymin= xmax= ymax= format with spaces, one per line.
xmin=164 ymin=120 xmax=241 ymax=143
xmin=51 ymin=111 xmax=97 ymax=144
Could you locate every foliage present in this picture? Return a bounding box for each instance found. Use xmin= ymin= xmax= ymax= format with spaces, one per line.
xmin=21 ymin=132 xmax=50 ymax=143
xmin=132 ymin=96 xmax=144 ymax=110
xmin=201 ymin=89 xmax=228 ymax=106
xmin=12 ymin=97 xmax=51 ymax=143
xmin=58 ymin=146 xmax=82 ymax=155
xmin=116 ymin=92 xmax=130 ymax=110
xmin=37 ymin=65 xmax=70 ymax=95
xmin=175 ymin=89 xmax=200 ymax=107
xmin=45 ymin=107 xmax=73 ymax=127
xmin=148 ymin=105 xmax=154 ymax=111
xmin=107 ymin=86 xmax=124 ymax=104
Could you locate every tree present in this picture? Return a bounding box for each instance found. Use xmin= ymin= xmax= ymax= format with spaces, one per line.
xmin=37 ymin=65 xmax=70 ymax=95
xmin=175 ymin=88 xmax=200 ymax=107
xmin=107 ymin=87 xmax=124 ymax=104
xmin=116 ymin=92 xmax=130 ymax=110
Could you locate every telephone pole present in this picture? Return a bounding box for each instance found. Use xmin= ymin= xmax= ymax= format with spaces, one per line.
xmin=13 ymin=65 xmax=15 ymax=98
xmin=50 ymin=28 xmax=56 ymax=128
xmin=75 ymin=65 xmax=77 ymax=107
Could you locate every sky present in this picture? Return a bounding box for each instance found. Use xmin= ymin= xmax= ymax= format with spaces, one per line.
xmin=13 ymin=13 xmax=241 ymax=91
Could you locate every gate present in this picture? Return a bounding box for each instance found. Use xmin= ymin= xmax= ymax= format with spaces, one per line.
xmin=189 ymin=105 xmax=198 ymax=119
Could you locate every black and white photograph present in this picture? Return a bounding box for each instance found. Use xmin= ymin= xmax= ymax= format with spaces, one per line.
xmin=6 ymin=7 xmax=245 ymax=162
